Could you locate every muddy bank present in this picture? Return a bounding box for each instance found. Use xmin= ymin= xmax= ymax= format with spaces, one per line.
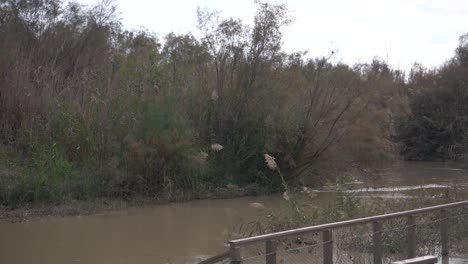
xmin=0 ymin=199 xmax=136 ymax=223
xmin=0 ymin=185 xmax=268 ymax=223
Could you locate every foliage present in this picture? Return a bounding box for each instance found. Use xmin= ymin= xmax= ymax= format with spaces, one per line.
xmin=6 ymin=147 xmax=78 ymax=206
xmin=0 ymin=0 xmax=460 ymax=206
xmin=123 ymin=98 xmax=200 ymax=196
xmin=397 ymin=36 xmax=468 ymax=161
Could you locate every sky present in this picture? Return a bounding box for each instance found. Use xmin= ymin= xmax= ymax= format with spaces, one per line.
xmin=77 ymin=0 xmax=468 ymax=72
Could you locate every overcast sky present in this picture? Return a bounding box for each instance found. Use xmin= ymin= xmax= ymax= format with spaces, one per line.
xmin=78 ymin=0 xmax=468 ymax=72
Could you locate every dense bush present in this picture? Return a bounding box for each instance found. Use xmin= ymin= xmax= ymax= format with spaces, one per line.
xmin=397 ymin=35 xmax=468 ymax=161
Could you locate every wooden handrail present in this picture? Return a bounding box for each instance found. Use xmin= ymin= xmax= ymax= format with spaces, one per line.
xmin=391 ymin=256 xmax=438 ymax=264
xmin=230 ymin=200 xmax=468 ymax=246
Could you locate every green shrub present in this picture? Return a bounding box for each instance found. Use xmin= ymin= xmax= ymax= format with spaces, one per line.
xmin=4 ymin=146 xmax=103 ymax=206
xmin=122 ymin=97 xmax=201 ymax=195
xmin=51 ymin=103 xmax=97 ymax=165
xmin=7 ymin=148 xmax=71 ymax=204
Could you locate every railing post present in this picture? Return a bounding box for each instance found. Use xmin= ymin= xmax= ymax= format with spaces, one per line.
xmin=373 ymin=221 xmax=383 ymax=264
xmin=265 ymin=240 xmax=277 ymax=264
xmin=407 ymin=215 xmax=416 ymax=258
xmin=440 ymin=209 xmax=449 ymax=264
xmin=322 ymin=229 xmax=333 ymax=264
xmin=230 ymin=244 xmax=242 ymax=264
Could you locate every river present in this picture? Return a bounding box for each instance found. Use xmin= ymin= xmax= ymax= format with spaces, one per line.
xmin=0 ymin=162 xmax=467 ymax=264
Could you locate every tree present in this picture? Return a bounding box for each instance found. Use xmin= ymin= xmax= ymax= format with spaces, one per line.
xmin=398 ymin=34 xmax=468 ymax=161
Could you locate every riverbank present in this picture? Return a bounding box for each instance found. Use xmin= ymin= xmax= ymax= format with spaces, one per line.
xmin=0 ymin=185 xmax=268 ymax=223
xmin=0 ymin=162 xmax=468 ymax=223
xmin=2 ymin=160 xmax=467 ymax=224
xmin=0 ymin=199 xmax=129 ymax=223
xmin=0 ymin=151 xmax=373 ymax=221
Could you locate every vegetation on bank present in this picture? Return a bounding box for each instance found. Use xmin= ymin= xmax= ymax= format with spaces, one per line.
xmin=397 ymin=34 xmax=468 ymax=161
xmin=0 ymin=0 xmax=467 ymax=207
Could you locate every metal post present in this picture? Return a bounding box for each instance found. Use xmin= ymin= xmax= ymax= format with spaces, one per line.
xmin=440 ymin=209 xmax=449 ymax=264
xmin=265 ymin=240 xmax=277 ymax=264
xmin=230 ymin=244 xmax=242 ymax=264
xmin=407 ymin=215 xmax=416 ymax=258
xmin=373 ymin=221 xmax=383 ymax=264
xmin=322 ymin=229 xmax=333 ymax=264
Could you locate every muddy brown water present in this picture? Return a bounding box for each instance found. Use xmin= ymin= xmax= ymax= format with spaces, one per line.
xmin=0 ymin=161 xmax=467 ymax=264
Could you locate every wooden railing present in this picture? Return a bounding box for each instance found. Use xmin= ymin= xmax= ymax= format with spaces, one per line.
xmin=198 ymin=200 xmax=468 ymax=264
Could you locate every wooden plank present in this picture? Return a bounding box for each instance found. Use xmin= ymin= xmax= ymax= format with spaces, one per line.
xmin=230 ymin=201 xmax=468 ymax=246
xmin=440 ymin=209 xmax=449 ymax=264
xmin=391 ymin=255 xmax=438 ymax=264
xmin=407 ymin=215 xmax=416 ymax=258
xmin=265 ymin=240 xmax=277 ymax=264
xmin=322 ymin=229 xmax=333 ymax=264
xmin=373 ymin=221 xmax=383 ymax=264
